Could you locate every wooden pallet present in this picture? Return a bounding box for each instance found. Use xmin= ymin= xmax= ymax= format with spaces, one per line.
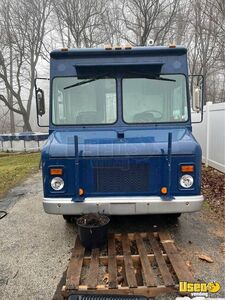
xmin=62 ymin=231 xmax=194 ymax=299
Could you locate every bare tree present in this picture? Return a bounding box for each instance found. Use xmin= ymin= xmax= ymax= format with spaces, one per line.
xmin=0 ymin=0 xmax=52 ymax=132
xmin=1 ymin=0 xmax=223 ymax=117
xmin=120 ymin=0 xmax=179 ymax=46
xmin=202 ymin=0 xmax=225 ymax=102
xmin=52 ymin=0 xmax=108 ymax=48
xmin=102 ymin=0 xmax=124 ymax=45
xmin=0 ymin=106 xmax=10 ymax=134
xmin=206 ymin=0 xmax=225 ymax=69
xmin=188 ymin=0 xmax=222 ymax=102
xmin=173 ymin=0 xmax=192 ymax=45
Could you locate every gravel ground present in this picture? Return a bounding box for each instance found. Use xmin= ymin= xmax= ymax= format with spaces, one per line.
xmin=0 ymin=173 xmax=75 ymax=300
xmin=0 ymin=172 xmax=225 ymax=300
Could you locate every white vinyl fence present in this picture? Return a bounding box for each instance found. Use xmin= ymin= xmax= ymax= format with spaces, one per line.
xmin=192 ymin=102 xmax=225 ymax=173
xmin=0 ymin=133 xmax=48 ymax=152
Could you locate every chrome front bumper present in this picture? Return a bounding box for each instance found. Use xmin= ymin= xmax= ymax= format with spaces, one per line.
xmin=43 ymin=195 xmax=204 ymax=215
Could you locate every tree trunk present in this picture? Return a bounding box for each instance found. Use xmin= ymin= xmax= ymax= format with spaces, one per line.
xmin=22 ymin=114 xmax=32 ymax=132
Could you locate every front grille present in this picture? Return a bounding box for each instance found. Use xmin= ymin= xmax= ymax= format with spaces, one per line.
xmin=93 ymin=163 xmax=149 ymax=193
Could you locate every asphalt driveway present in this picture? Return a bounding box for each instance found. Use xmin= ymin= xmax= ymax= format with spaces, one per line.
xmin=0 ymin=172 xmax=224 ymax=300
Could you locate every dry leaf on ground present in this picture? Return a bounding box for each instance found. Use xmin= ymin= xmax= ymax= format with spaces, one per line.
xmin=186 ymin=260 xmax=192 ymax=267
xmin=202 ymin=165 xmax=225 ymax=222
xmin=103 ymin=273 xmax=109 ymax=283
xmin=220 ymin=242 xmax=225 ymax=253
xmin=198 ymin=254 xmax=214 ymax=263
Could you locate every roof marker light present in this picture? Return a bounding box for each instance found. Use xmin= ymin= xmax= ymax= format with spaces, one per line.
xmin=114 ymin=45 xmax=122 ymax=50
xmin=104 ymin=44 xmax=112 ymax=50
xmin=125 ymin=43 xmax=132 ymax=49
xmin=61 ymin=47 xmax=69 ymax=52
xmin=169 ymin=43 xmax=176 ymax=48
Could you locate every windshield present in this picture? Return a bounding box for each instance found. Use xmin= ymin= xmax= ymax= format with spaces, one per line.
xmin=52 ymin=74 xmax=188 ymax=126
xmin=123 ymin=74 xmax=188 ymax=123
xmin=52 ymin=77 xmax=117 ymax=125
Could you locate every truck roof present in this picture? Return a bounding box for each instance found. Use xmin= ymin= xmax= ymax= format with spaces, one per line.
xmin=50 ymin=46 xmax=187 ymax=59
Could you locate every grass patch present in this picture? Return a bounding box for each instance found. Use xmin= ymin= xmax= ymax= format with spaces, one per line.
xmin=0 ymin=152 xmax=41 ymax=199
xmin=202 ymin=200 xmax=210 ymax=210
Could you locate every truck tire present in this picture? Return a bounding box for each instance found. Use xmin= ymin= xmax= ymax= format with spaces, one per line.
xmin=171 ymin=213 xmax=181 ymax=218
xmin=166 ymin=213 xmax=181 ymax=221
xmin=63 ymin=215 xmax=76 ymax=223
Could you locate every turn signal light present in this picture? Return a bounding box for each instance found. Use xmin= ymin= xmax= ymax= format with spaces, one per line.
xmin=161 ymin=187 xmax=168 ymax=194
xmin=79 ymin=188 xmax=84 ymax=196
xmin=50 ymin=168 xmax=63 ymax=176
xmin=181 ymin=165 xmax=194 ymax=172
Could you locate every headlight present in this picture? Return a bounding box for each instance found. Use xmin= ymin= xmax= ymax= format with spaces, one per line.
xmin=51 ymin=177 xmax=64 ymax=191
xmin=180 ymin=174 xmax=194 ymax=188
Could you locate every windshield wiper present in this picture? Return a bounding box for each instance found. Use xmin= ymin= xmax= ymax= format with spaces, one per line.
xmin=127 ymin=71 xmax=176 ymax=82
xmin=64 ymin=71 xmax=175 ymax=90
xmin=64 ymin=73 xmax=109 ymax=90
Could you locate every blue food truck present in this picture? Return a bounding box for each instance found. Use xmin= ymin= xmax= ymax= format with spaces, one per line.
xmin=35 ymin=45 xmax=204 ymax=221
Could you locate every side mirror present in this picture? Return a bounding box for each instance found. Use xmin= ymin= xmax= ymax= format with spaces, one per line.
xmin=36 ymin=88 xmax=45 ymax=116
xmin=189 ymin=74 xmax=204 ymax=123
xmin=34 ymin=77 xmax=49 ymax=127
xmin=193 ymin=86 xmax=201 ymax=112
xmin=189 ymin=74 xmax=204 ymax=113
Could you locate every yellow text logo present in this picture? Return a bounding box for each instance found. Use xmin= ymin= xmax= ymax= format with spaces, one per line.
xmin=179 ymin=281 xmax=220 ymax=294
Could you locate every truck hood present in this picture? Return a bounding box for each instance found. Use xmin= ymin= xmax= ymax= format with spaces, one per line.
xmin=43 ymin=128 xmax=201 ymax=158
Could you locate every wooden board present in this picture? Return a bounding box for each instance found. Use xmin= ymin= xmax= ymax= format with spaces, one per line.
xmin=86 ymin=248 xmax=99 ymax=289
xmin=148 ymin=232 xmax=174 ymax=287
xmin=62 ymin=231 xmax=194 ymax=299
xmin=66 ymin=236 xmax=85 ymax=290
xmin=135 ymin=233 xmax=157 ymax=287
xmin=121 ymin=233 xmax=137 ymax=288
xmin=158 ymin=232 xmax=194 ymax=282
xmin=108 ymin=233 xmax=118 ymax=289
